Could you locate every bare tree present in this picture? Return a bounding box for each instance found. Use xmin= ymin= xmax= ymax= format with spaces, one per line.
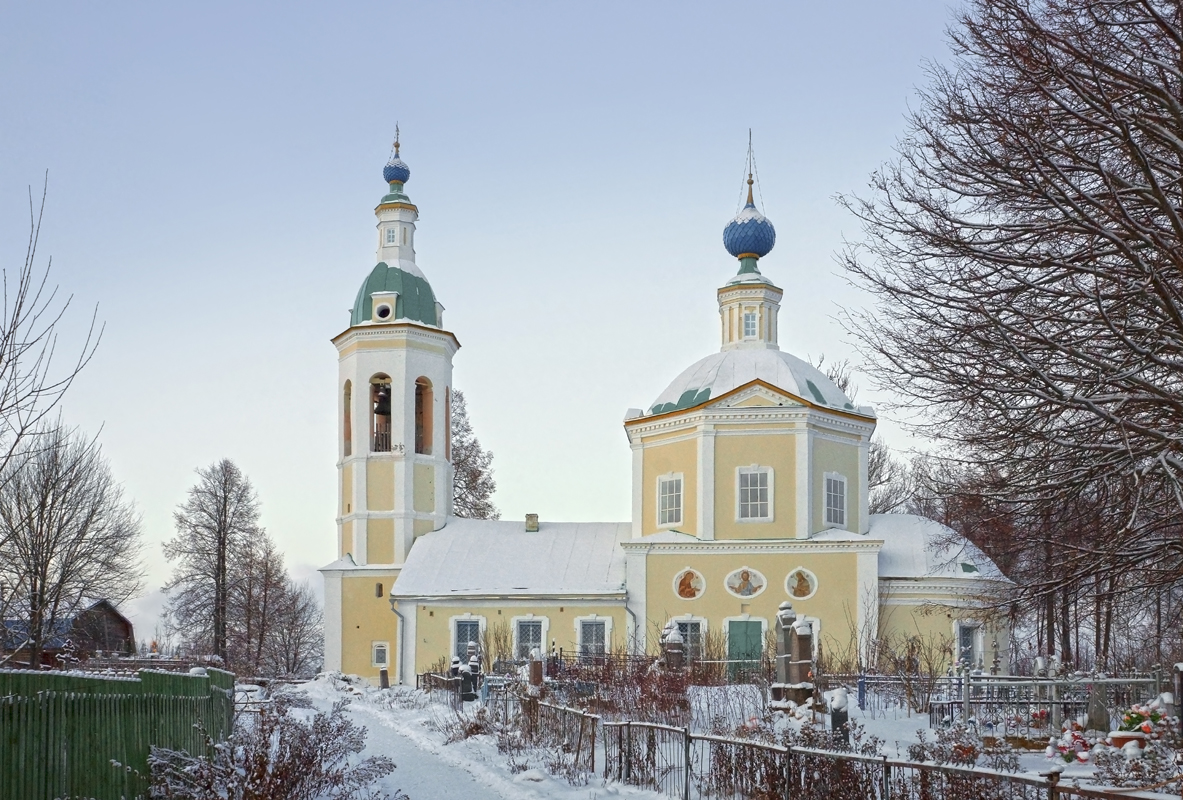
xmin=264 ymin=580 xmax=323 ymax=677
xmin=841 ymin=0 xmax=1183 ymax=596
xmin=0 ymin=424 xmax=143 ymax=666
xmin=0 ymin=180 xmax=100 ymax=480
xmin=450 ymin=389 xmax=499 ymax=519
xmin=163 ymin=460 xmax=261 ymax=664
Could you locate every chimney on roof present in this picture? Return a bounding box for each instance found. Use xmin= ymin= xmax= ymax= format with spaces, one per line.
xmin=525 ymin=513 xmax=539 ymax=532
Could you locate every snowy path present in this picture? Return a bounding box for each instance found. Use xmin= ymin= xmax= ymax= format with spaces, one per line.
xmin=300 ymin=677 xmax=661 ymax=800
xmin=345 ymin=700 xmax=509 ymax=800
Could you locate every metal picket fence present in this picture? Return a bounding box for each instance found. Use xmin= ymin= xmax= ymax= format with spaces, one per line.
xmin=0 ymin=667 xmax=235 ymax=800
xmin=602 ymin=720 xmax=1182 ymax=800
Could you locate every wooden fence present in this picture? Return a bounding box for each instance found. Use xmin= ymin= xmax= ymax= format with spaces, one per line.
xmin=0 ymin=667 xmax=235 ymax=800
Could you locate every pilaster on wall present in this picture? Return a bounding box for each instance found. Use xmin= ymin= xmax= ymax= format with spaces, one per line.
xmin=858 ymin=437 xmax=870 ymax=534
xmin=697 ymin=427 xmax=716 ymax=540
xmin=624 ymin=548 xmax=648 ymax=653
xmin=322 ymin=570 xmax=343 ymax=671
xmin=631 ymin=443 xmax=644 ymax=539
xmin=856 ymin=550 xmax=879 ymax=665
xmin=795 ymin=426 xmax=813 ymax=538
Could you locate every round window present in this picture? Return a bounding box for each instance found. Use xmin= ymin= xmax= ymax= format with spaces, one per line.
xmin=375 ymin=304 xmax=392 ymax=320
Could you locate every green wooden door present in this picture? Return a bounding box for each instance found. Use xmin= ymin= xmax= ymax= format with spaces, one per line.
xmin=727 ymin=621 xmax=763 ymax=680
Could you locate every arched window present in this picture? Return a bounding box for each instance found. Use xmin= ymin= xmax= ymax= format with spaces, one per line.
xmin=371 ymin=375 xmax=392 ymax=452
xmin=414 ymin=377 xmax=433 ymax=455
xmin=343 ymin=380 xmax=353 ymax=457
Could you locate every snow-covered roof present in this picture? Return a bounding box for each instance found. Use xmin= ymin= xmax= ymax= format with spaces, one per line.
xmin=391 ymin=518 xmax=630 ymax=598
xmin=648 ymin=348 xmax=870 ymax=417
xmin=871 ymin=514 xmax=1008 ymax=581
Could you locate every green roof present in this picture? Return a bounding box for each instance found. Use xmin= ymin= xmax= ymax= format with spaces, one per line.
xmin=350 ymin=263 xmax=439 ymax=327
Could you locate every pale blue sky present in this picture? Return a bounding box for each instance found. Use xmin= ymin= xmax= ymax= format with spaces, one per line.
xmin=0 ymin=1 xmax=952 ymax=639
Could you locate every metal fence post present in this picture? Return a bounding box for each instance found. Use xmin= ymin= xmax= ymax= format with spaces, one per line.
xmin=683 ymin=728 xmax=691 ymax=800
xmin=783 ymin=748 xmax=792 ymax=800
xmin=625 ymin=721 xmax=632 ymax=783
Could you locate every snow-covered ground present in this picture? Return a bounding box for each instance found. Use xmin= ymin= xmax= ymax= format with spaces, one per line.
xmin=291 ymin=676 xmax=1169 ymax=798
xmin=296 ymin=675 xmax=664 ymax=800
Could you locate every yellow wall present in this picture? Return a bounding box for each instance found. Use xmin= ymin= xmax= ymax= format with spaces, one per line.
xmin=413 ymin=464 xmax=435 ymax=513
xmin=341 ymin=463 xmax=353 ymax=514
xmin=341 ymin=571 xmax=400 ymax=680
xmin=410 ymin=602 xmax=628 ymax=672
xmin=645 ymin=550 xmax=859 ymax=653
xmin=714 ymin=430 xmax=796 ymax=540
xmin=812 ymin=437 xmax=860 ymax=533
xmin=367 ymin=518 xmax=394 ymax=564
xmin=414 ymin=518 xmax=434 ymax=537
xmin=879 ymin=597 xmax=1009 ymax=672
xmin=367 ymin=460 xmax=394 ymax=511
xmin=641 ymin=436 xmax=697 ymax=536
xmin=341 ymin=520 xmax=353 ymax=559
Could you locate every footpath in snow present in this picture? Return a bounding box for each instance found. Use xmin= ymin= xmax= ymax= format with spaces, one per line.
xmin=298 ymin=675 xmax=662 ymax=800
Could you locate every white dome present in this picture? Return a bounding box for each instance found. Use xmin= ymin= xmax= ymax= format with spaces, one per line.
xmin=648 ymin=348 xmax=866 ymax=416
xmin=871 ymin=514 xmax=1008 ymax=581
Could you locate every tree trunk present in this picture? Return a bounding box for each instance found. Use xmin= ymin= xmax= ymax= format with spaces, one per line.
xmin=1060 ymin=586 xmax=1072 ymax=665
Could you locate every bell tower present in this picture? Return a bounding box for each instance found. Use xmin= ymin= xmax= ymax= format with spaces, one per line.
xmin=332 ymin=132 xmax=458 ymax=569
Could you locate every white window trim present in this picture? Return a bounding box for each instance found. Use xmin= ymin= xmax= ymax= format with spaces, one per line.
xmin=371 ymin=641 xmax=390 ymax=668
xmin=656 ymin=472 xmax=685 ymax=529
xmin=743 ymin=309 xmax=758 ymax=339
xmin=670 ymin=614 xmax=708 ymax=659
xmin=385 ymin=227 xmax=398 ymax=245
xmin=954 ymin=619 xmax=983 ymax=667
xmin=574 ymin=614 xmax=612 ymax=655
xmin=823 ymin=471 xmax=848 ymax=529
xmin=449 ymin=613 xmax=486 ymax=661
xmin=510 ymin=614 xmax=549 ymax=660
xmin=735 ymin=465 xmax=774 ymax=523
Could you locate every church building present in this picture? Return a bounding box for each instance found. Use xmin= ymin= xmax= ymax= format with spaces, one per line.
xmin=321 ymin=138 xmax=1011 ymax=685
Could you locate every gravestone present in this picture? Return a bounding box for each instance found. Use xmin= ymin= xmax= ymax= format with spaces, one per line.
xmin=770 ymin=601 xmax=814 ymax=708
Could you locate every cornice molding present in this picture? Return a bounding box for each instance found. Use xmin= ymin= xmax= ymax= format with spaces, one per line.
xmin=620 ymin=538 xmax=884 ymax=555
xmin=333 ymin=322 xmax=460 ymax=352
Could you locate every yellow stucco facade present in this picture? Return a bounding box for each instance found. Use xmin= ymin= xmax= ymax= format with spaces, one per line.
xmin=321 ymin=151 xmax=1012 ymax=686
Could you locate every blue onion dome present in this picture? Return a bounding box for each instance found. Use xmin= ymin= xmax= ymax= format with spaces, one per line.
xmin=723 ymin=177 xmax=776 ymax=258
xmin=383 ymin=155 xmax=410 ymax=184
xmin=383 ymin=128 xmax=411 ymax=184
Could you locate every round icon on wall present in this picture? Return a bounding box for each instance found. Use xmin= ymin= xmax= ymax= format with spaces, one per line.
xmin=724 ymin=566 xmax=766 ymax=599
xmin=673 ymin=568 xmax=706 ymax=600
xmin=785 ymin=568 xmax=818 ymax=600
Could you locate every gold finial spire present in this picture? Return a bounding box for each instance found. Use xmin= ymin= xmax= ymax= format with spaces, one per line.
xmin=394 ymin=123 xmax=401 ymax=157
xmin=746 ymin=173 xmax=754 ymax=206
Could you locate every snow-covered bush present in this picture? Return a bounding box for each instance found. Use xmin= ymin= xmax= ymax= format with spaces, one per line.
xmin=148 ymin=695 xmax=401 ymax=799
xmin=908 ymin=723 xmax=1019 ymax=772
xmin=1092 ymin=740 xmax=1181 ymax=792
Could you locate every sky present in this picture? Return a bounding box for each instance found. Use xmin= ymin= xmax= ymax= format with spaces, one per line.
xmin=0 ymin=2 xmax=954 ymax=641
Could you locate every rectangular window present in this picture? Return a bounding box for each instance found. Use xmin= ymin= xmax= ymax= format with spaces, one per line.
xmin=579 ymin=620 xmax=607 ymax=658
xmin=738 ymin=468 xmax=771 ymax=520
xmin=959 ymin=625 xmax=979 ymax=666
xmin=386 ymin=227 xmax=397 ymax=245
xmin=677 ymin=621 xmax=702 ymax=661
xmin=455 ymin=620 xmax=481 ymax=660
xmin=372 ymin=642 xmax=388 ymax=667
xmin=658 ymin=475 xmax=683 ymax=526
xmin=743 ymin=312 xmax=757 ymax=338
xmin=825 ymin=474 xmax=846 ymax=527
xmin=516 ymin=620 xmax=543 ymax=660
